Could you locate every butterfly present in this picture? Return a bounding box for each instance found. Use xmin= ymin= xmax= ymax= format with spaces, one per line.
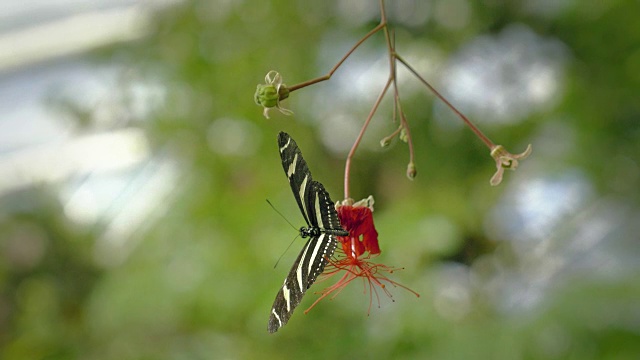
xmin=268 ymin=131 xmax=349 ymax=333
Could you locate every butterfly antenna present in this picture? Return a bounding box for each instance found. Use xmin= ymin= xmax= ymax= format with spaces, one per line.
xmin=273 ymin=234 xmax=300 ymax=269
xmin=266 ymin=199 xmax=301 ymax=269
xmin=266 ymin=199 xmax=298 ymax=232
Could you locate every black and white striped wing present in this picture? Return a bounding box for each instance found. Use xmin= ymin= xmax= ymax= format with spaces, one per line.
xmin=267 ymin=233 xmax=337 ymax=333
xmin=277 ymin=131 xmax=314 ymax=227
xmin=305 ymin=181 xmax=346 ymax=235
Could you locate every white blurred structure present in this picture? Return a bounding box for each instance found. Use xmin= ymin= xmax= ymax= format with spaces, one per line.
xmin=0 ymin=0 xmax=182 ymax=266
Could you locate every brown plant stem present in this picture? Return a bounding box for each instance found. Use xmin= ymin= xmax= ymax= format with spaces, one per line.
xmin=394 ymin=93 xmax=415 ymax=168
xmin=383 ymin=21 xmax=416 ymax=173
xmin=287 ymin=22 xmax=386 ymax=93
xmin=344 ymin=77 xmax=393 ymax=199
xmin=394 ymin=54 xmax=496 ymax=150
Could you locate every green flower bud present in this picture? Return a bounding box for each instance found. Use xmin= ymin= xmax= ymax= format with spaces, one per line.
xmin=254 ymin=71 xmax=292 ymax=118
xmin=254 ymin=83 xmax=280 ymax=108
xmin=406 ymin=162 xmax=417 ymax=180
xmin=400 ymin=127 xmax=408 ymax=143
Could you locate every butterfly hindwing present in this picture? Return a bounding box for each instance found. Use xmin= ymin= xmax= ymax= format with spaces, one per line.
xmin=309 ymin=181 xmax=344 ymax=233
xmin=267 ymin=233 xmax=337 ymax=333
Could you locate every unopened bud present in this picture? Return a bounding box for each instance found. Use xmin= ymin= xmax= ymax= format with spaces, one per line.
xmin=406 ymin=162 xmax=417 ymax=180
xmin=400 ymin=128 xmax=408 ymax=143
xmin=254 ymin=83 xmax=289 ymax=108
xmin=380 ymin=137 xmax=391 ymax=147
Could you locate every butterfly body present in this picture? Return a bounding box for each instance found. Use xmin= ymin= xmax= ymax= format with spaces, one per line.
xmin=268 ymin=132 xmax=348 ymax=333
xmin=300 ymin=226 xmax=347 ymax=238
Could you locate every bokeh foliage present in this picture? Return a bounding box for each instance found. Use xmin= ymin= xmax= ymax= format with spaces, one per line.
xmin=1 ymin=1 xmax=639 ymax=359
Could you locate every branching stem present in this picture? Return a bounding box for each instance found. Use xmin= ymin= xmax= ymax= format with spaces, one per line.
xmin=344 ymin=77 xmax=392 ymax=199
xmin=394 ymin=55 xmax=495 ymax=150
xmin=283 ymin=0 xmax=499 ymax=194
xmin=287 ymin=22 xmax=386 ymax=93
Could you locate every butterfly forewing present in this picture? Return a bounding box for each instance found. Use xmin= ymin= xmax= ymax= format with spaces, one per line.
xmin=268 ymin=132 xmax=347 ymax=333
xmin=278 ymin=132 xmax=313 ymax=227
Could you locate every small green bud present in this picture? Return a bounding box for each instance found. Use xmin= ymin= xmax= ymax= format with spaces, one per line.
xmin=400 ymin=127 xmax=408 ymax=143
xmin=254 ymin=83 xmax=279 ymax=108
xmin=406 ymin=162 xmax=417 ymax=180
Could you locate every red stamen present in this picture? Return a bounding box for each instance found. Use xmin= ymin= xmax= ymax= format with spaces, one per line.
xmin=305 ymin=197 xmax=419 ymax=314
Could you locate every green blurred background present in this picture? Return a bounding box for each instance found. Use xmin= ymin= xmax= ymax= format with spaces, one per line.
xmin=1 ymin=0 xmax=639 ymax=359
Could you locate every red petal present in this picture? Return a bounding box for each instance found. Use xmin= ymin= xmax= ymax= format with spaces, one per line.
xmin=336 ymin=205 xmax=381 ymax=256
xmin=357 ymin=207 xmax=380 ymax=255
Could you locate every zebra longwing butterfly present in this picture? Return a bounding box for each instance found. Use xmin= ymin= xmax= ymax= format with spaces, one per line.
xmin=267 ymin=132 xmax=349 ymax=333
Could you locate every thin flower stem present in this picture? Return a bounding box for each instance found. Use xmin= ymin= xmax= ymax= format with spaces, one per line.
xmin=380 ymin=0 xmax=392 ymax=73
xmin=379 ymin=0 xmax=387 ymax=23
xmin=381 ymin=125 xmax=402 ymax=145
xmin=344 ymin=77 xmax=393 ymax=199
xmin=287 ymin=22 xmax=386 ymax=93
xmin=395 ymin=94 xmax=416 ymax=167
xmin=383 ymin=17 xmax=416 ymax=175
xmin=395 ymin=54 xmax=496 ymax=150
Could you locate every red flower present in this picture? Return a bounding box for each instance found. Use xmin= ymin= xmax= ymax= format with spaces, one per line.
xmin=304 ymin=196 xmax=419 ymax=314
xmin=336 ymin=196 xmax=380 ymax=257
